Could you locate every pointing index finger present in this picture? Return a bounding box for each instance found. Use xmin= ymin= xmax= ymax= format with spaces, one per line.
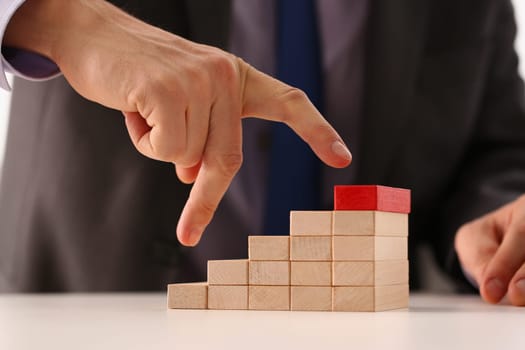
xmin=176 ymin=91 xmax=243 ymax=246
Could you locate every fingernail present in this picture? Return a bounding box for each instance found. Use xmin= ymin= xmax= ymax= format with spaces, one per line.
xmin=485 ymin=278 xmax=505 ymax=300
xmin=331 ymin=141 xmax=352 ymax=161
xmin=516 ymin=279 xmax=525 ymax=294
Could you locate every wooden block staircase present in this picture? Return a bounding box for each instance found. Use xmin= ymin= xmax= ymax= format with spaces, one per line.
xmin=167 ymin=185 xmax=410 ymax=312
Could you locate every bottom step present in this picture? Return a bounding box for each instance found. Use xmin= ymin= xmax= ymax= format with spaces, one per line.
xmin=167 ymin=282 xmax=208 ymax=309
xmin=167 ymin=283 xmax=409 ymax=312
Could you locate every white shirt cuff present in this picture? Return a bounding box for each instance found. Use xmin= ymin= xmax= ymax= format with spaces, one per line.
xmin=0 ymin=0 xmax=26 ymax=90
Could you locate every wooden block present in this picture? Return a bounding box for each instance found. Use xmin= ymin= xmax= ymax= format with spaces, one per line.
xmin=332 ymin=260 xmax=409 ymax=286
xmin=249 ymin=236 xmax=289 ymax=261
xmin=374 ymin=284 xmax=409 ymax=311
xmin=290 ymin=211 xmax=332 ymax=236
xmin=167 ymin=282 xmax=208 ymax=309
xmin=332 ymin=236 xmax=407 ymax=261
xmin=332 ymin=284 xmax=409 ymax=311
xmin=208 ymin=259 xmax=248 ymax=285
xmin=249 ymin=261 xmax=290 ymax=285
xmin=249 ymin=286 xmax=290 ymax=310
xmin=333 ymin=286 xmax=373 ymax=312
xmin=291 ymin=286 xmax=332 ymax=311
xmin=208 ymin=285 xmax=248 ymax=310
xmin=334 ymin=185 xmax=411 ymax=213
xmin=332 ymin=211 xmax=408 ymax=236
xmin=290 ymin=236 xmax=331 ymax=261
xmin=291 ymin=261 xmax=331 ymax=286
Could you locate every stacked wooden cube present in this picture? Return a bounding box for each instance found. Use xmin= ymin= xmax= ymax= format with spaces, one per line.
xmin=167 ymin=185 xmax=410 ymax=312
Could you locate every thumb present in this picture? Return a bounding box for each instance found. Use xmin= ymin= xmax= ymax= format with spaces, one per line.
xmin=238 ymin=58 xmax=352 ymax=169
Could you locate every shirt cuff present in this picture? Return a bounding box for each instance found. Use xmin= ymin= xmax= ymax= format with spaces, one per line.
xmin=2 ymin=46 xmax=60 ymax=81
xmin=0 ymin=0 xmax=61 ymax=91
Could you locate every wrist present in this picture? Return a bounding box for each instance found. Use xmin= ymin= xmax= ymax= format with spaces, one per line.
xmin=3 ymin=0 xmax=67 ymax=58
xmin=3 ymin=0 xmax=112 ymax=66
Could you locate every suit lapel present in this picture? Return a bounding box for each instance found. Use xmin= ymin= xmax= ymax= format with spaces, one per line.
xmin=358 ymin=0 xmax=431 ymax=184
xmin=185 ymin=0 xmax=232 ymax=49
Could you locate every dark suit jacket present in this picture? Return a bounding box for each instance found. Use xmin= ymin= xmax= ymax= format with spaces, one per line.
xmin=1 ymin=0 xmax=524 ymax=292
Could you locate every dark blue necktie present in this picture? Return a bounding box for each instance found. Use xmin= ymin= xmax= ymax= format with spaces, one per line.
xmin=263 ymin=0 xmax=323 ymax=235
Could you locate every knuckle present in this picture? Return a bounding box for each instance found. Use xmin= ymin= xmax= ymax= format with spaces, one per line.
xmin=209 ymin=52 xmax=238 ymax=85
xmin=281 ymin=88 xmax=309 ymax=111
xmin=144 ymin=78 xmax=168 ymax=96
xmin=278 ymin=88 xmax=312 ymax=125
xmin=209 ymin=152 xmax=243 ymax=176
xmin=187 ymin=67 xmax=212 ymax=97
xmin=194 ymin=198 xmax=216 ymax=218
xmin=301 ymin=122 xmax=332 ymax=147
xmin=313 ymin=123 xmax=335 ymax=142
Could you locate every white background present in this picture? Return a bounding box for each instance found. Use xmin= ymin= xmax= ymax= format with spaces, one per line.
xmin=1 ymin=2 xmax=525 ymax=172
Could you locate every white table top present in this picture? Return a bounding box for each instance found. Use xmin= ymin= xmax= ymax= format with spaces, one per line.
xmin=0 ymin=293 xmax=523 ymax=350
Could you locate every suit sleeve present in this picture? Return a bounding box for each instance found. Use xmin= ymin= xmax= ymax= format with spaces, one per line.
xmin=0 ymin=0 xmax=60 ymax=91
xmin=433 ymin=0 xmax=525 ymax=291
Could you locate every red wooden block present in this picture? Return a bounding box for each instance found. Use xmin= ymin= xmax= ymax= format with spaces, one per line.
xmin=334 ymin=185 xmax=411 ymax=213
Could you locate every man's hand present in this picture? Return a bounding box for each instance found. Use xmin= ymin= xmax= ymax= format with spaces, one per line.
xmin=4 ymin=0 xmax=352 ymax=246
xmin=455 ymin=195 xmax=525 ymax=306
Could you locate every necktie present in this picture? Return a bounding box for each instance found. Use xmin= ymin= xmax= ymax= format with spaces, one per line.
xmin=263 ymin=0 xmax=324 ymax=235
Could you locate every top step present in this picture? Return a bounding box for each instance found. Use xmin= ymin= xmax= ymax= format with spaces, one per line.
xmin=334 ymin=185 xmax=411 ymax=213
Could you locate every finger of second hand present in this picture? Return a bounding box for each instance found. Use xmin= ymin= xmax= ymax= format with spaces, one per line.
xmin=176 ymin=96 xmax=242 ymax=246
xmin=481 ymin=222 xmax=525 ymax=303
xmin=508 ymin=263 xmax=525 ymax=306
xmin=455 ymin=218 xmax=499 ymax=285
